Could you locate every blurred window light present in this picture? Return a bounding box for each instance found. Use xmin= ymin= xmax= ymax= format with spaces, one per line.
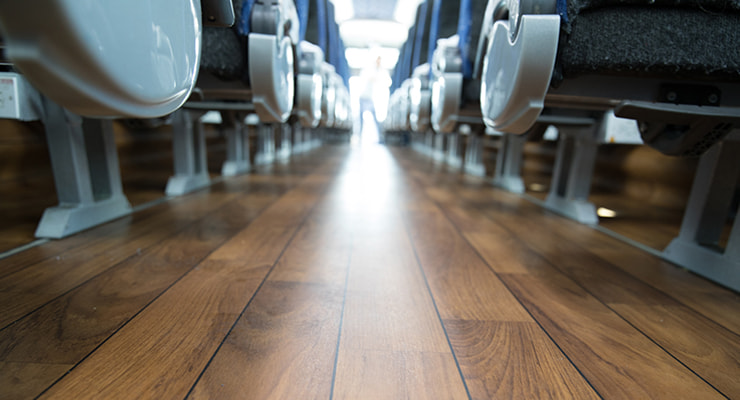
xmin=345 ymin=47 xmax=399 ymax=70
xmin=393 ymin=0 xmax=426 ymax=27
xmin=329 ymin=0 xmax=354 ymax=22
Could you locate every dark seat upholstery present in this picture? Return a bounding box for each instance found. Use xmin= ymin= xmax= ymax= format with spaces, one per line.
xmin=456 ymin=0 xmax=486 ymax=104
xmin=304 ymin=0 xmax=327 ymax=51
xmin=457 ymin=0 xmax=486 ymax=80
xmin=555 ymin=6 xmax=740 ymax=83
xmin=200 ymin=0 xmax=253 ymax=83
xmin=426 ymin=0 xmax=461 ymax=72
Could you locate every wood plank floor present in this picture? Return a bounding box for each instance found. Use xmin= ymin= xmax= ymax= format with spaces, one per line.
xmin=0 ymin=121 xmax=227 ymax=254
xmin=1 ymin=143 xmax=739 ymax=400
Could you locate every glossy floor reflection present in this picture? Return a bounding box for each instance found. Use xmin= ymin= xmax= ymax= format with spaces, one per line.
xmin=0 ymin=143 xmax=738 ymax=399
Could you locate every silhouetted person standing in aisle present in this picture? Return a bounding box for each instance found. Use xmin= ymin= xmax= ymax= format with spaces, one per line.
xmin=358 ymin=56 xmax=391 ymax=143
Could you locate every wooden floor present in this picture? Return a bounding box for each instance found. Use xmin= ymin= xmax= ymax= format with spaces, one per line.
xmin=1 ymin=143 xmax=739 ymax=399
xmin=0 ymin=121 xmax=227 ymax=254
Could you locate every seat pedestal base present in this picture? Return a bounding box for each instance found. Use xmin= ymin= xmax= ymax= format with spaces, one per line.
xmin=221 ymin=111 xmax=251 ymax=176
xmin=664 ymin=132 xmax=740 ymax=292
xmin=543 ymin=115 xmax=605 ymax=225
xmin=166 ymin=109 xmax=211 ymax=196
xmin=493 ymin=132 xmax=527 ymax=194
xmin=36 ymin=99 xmax=132 ymax=238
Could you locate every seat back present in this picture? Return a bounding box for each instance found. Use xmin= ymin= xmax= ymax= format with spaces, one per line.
xmin=426 ymin=0 xmax=461 ymax=76
xmin=304 ymin=0 xmax=328 ymax=52
xmin=391 ymin=3 xmax=432 ymax=90
xmin=457 ymin=0 xmax=486 ymax=79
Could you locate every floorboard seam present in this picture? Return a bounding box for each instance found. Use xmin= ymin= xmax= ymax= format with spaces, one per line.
xmin=518 ymin=195 xmax=740 ymax=340
xmin=497 ymin=204 xmax=730 ymax=396
xmin=403 ymin=222 xmax=473 ymax=400
xmin=0 ymin=192 xmax=249 ymax=333
xmin=31 ymin=194 xmax=280 ymax=399
xmin=397 ymin=181 xmax=473 ymax=400
xmin=328 ymin=235 xmax=354 ymax=400
xmin=398 ymin=154 xmax=604 ymax=400
xmin=497 ymin=194 xmax=731 ymax=397
xmin=183 ymin=155 xmax=342 ymax=400
xmin=1 ymin=153 xmax=331 ymax=333
xmin=0 ymin=145 xmax=323 ymax=268
xmin=605 ymin=303 xmax=730 ymax=398
xmin=403 ymin=147 xmax=740 ymax=340
xmin=30 ymin=165 xmax=322 ymax=399
xmin=0 ymin=203 xmax=170 ymax=279
xmin=418 ymin=162 xmax=729 ymax=398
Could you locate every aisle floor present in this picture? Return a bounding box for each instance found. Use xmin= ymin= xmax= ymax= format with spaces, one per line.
xmin=1 ymin=144 xmax=739 ymax=399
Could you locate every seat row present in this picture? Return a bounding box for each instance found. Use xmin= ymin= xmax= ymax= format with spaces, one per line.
xmin=387 ymin=0 xmax=740 ymax=292
xmin=0 ymin=0 xmax=352 ymax=239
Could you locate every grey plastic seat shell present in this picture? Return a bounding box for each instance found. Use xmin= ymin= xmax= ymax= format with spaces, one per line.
xmin=295 ymin=42 xmax=325 ymax=128
xmin=0 ymin=0 xmax=202 ymax=118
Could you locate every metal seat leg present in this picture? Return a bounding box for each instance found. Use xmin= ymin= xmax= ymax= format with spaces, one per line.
xmin=446 ymin=133 xmax=464 ymax=169
xmin=276 ymin=123 xmax=292 ymax=161
xmin=433 ymin=131 xmax=446 ymax=162
xmin=291 ymin=122 xmax=305 ymax=154
xmin=221 ymin=111 xmax=251 ymax=176
xmin=254 ymin=124 xmax=276 ymax=165
xmin=425 ymin=131 xmax=435 ymax=156
xmin=664 ymin=132 xmax=740 ymax=292
xmin=493 ymin=132 xmax=527 ymax=194
xmin=464 ymin=127 xmax=486 ymax=177
xmin=543 ymin=115 xmax=605 ymax=225
xmin=166 ymin=109 xmax=211 ymax=196
xmin=36 ymin=99 xmax=131 ymax=238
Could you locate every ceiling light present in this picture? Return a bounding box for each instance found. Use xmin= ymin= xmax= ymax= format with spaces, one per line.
xmin=340 ymin=19 xmax=409 ymax=48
